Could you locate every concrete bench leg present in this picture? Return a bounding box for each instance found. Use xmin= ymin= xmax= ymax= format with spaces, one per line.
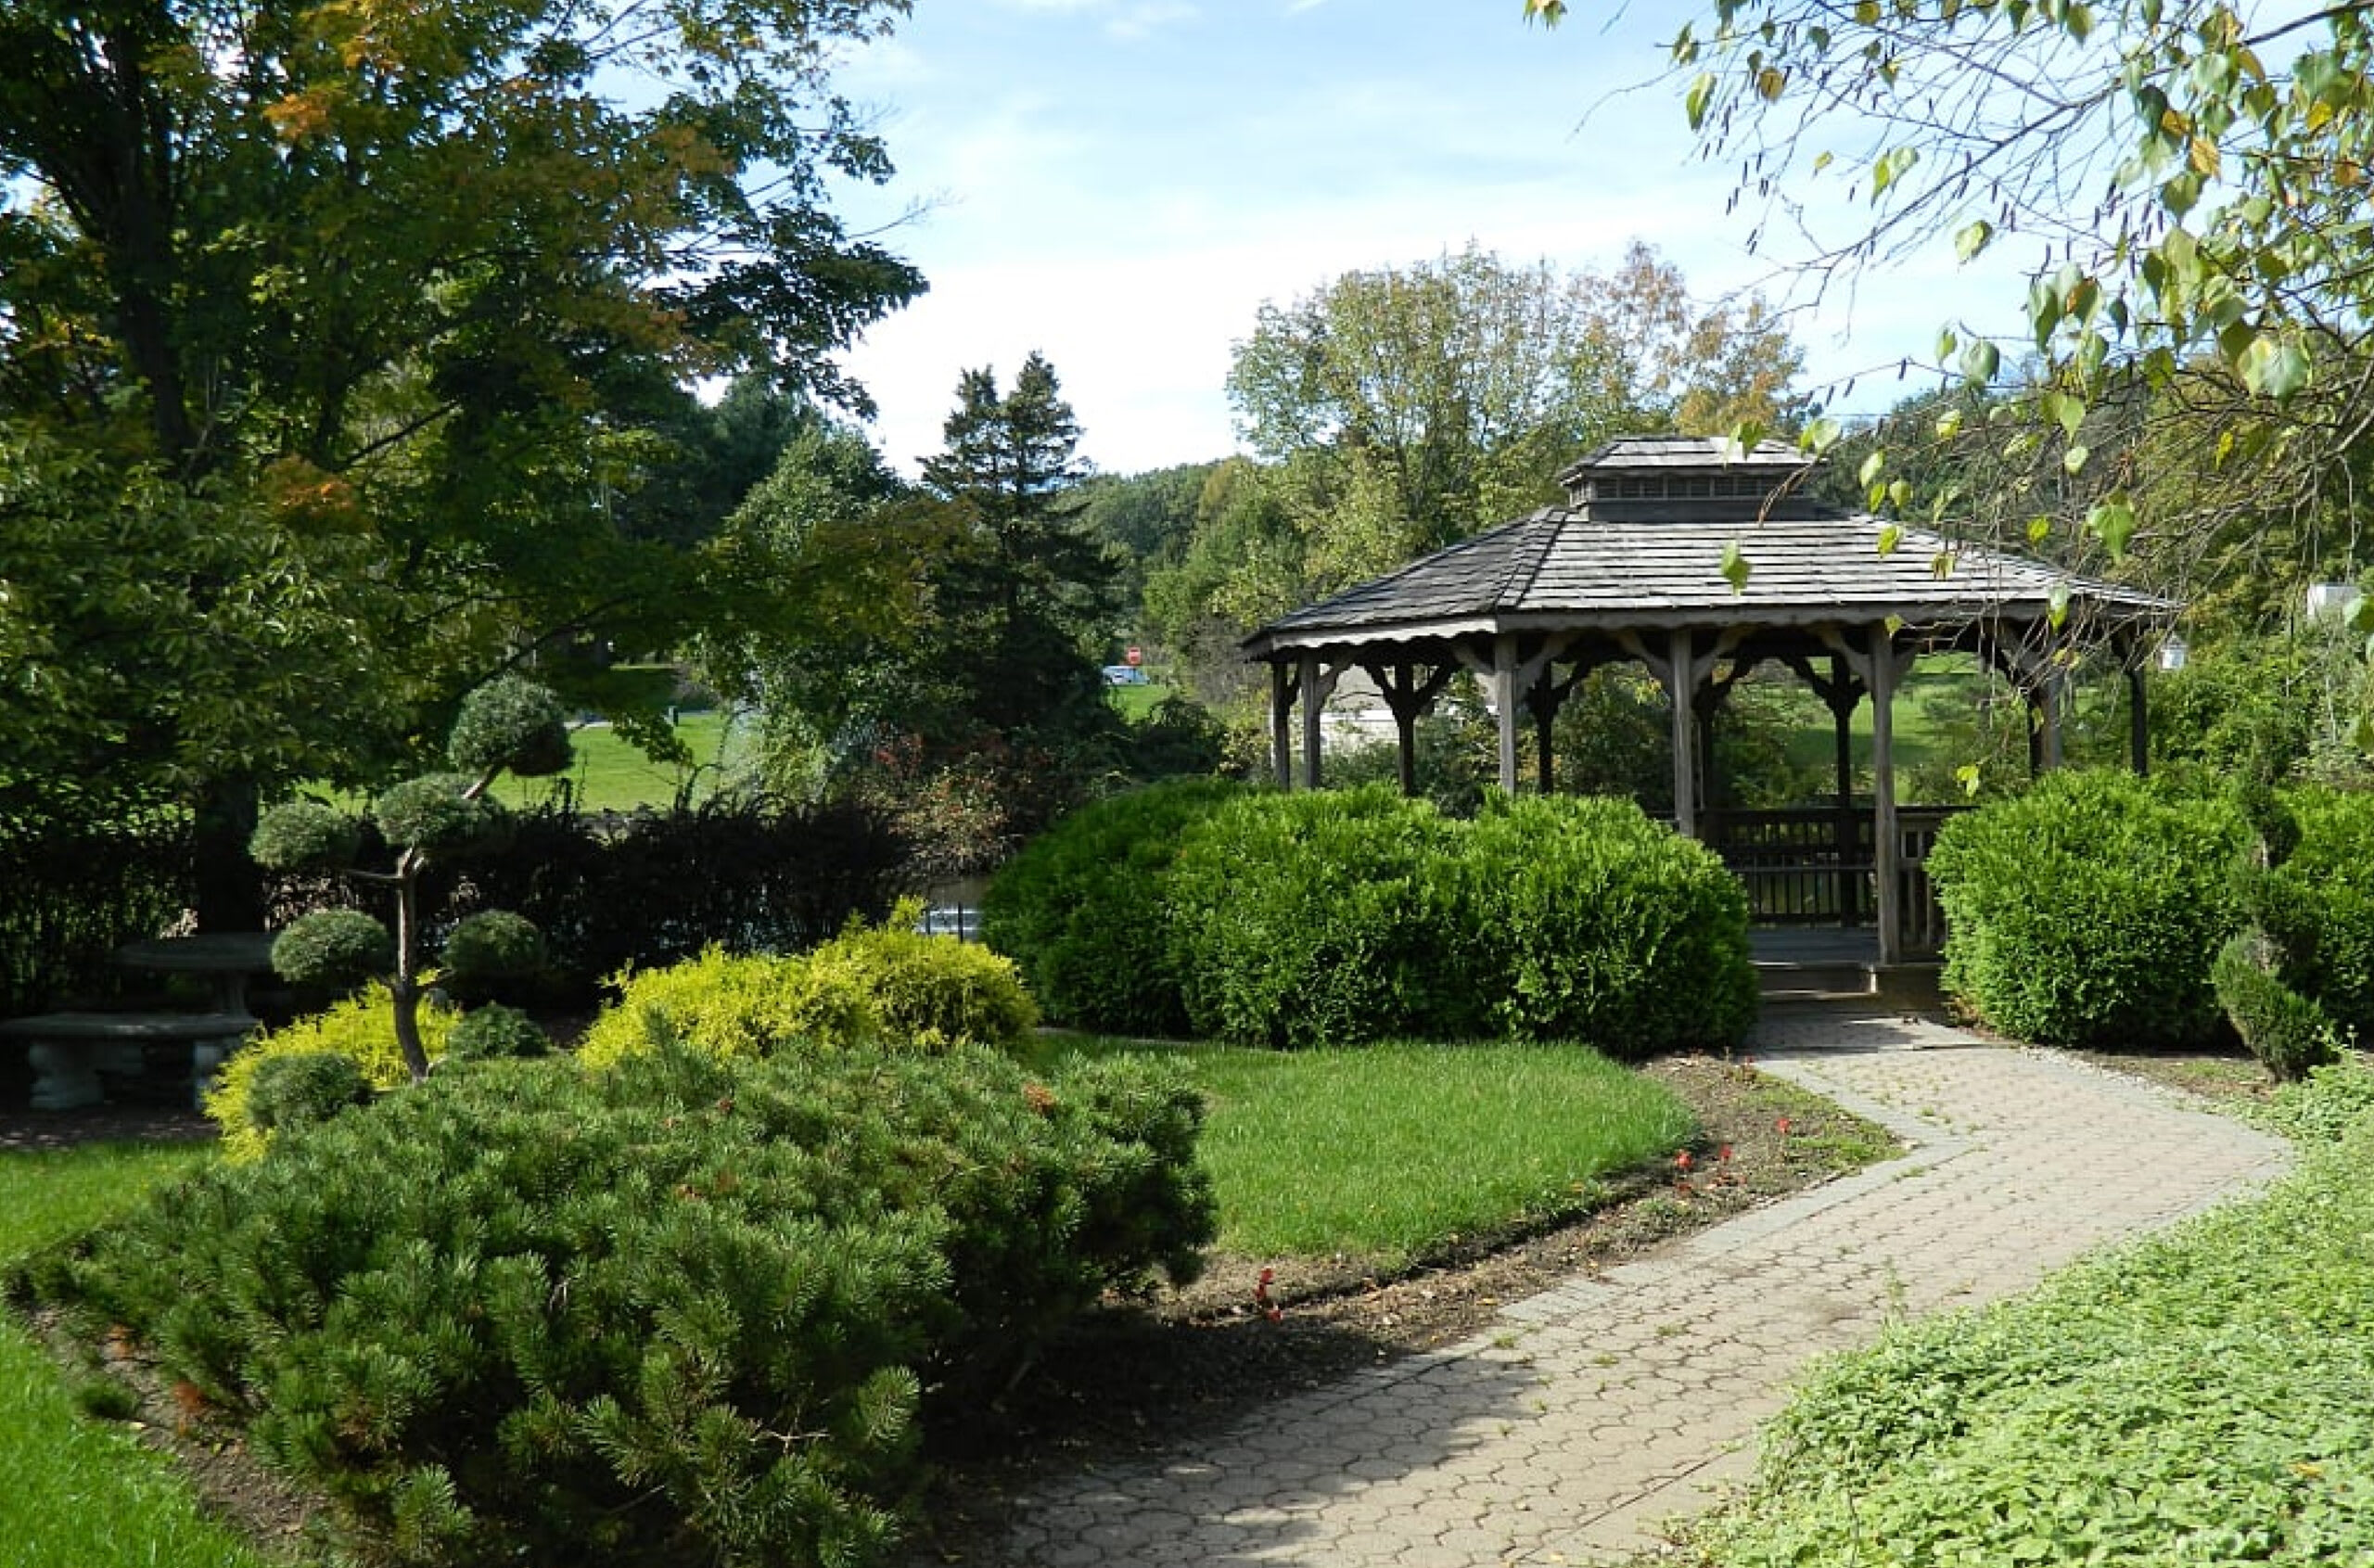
xmin=27 ymin=1040 xmax=144 ymax=1112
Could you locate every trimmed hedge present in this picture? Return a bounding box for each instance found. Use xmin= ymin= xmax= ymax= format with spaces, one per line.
xmin=2278 ymin=788 xmax=2374 ymax=1044
xmin=997 ymin=784 xmax=1755 ymax=1055
xmin=19 ymin=1045 xmax=1214 ymax=1568
xmin=1927 ymin=770 xmax=2247 ymax=1047
xmin=981 ymin=777 xmax=1242 ymax=1036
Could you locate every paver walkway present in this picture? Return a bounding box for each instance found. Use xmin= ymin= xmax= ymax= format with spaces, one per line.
xmin=982 ymin=1006 xmax=2295 ymax=1567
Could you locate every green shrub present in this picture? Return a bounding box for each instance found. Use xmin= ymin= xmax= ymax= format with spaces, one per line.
xmin=982 ymin=777 xmax=1245 ymax=1035
xmin=2214 ymin=930 xmax=2337 ymax=1081
xmin=20 ymin=1044 xmax=1213 ymax=1568
xmin=243 ymin=1051 xmax=373 ymax=1132
xmin=373 ymin=774 xmax=510 ymax=858
xmin=207 ymin=985 xmax=459 ymax=1162
xmin=1168 ymin=785 xmax=1471 ymax=1047
xmin=436 ymin=910 xmax=543 ymax=999
xmin=1927 ymin=770 xmax=2246 ymax=1046
xmin=445 ymin=673 xmax=571 ymax=779
xmin=1462 ymin=795 xmax=1756 ymax=1056
xmin=443 ymin=1003 xmax=550 ymax=1061
xmin=806 ymin=901 xmax=1039 ymax=1052
xmin=2278 ymin=788 xmax=2374 ymax=1041
xmin=269 ymin=909 xmax=398 ymax=988
xmin=573 ymin=948 xmax=883 ymax=1069
xmin=247 ymin=800 xmax=360 ymax=873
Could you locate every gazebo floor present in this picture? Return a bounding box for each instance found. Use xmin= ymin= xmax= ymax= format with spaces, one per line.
xmin=1750 ymin=926 xmax=1943 ymax=1008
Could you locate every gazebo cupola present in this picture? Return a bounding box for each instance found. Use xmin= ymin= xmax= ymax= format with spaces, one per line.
xmin=1242 ymin=435 xmax=2179 ymax=968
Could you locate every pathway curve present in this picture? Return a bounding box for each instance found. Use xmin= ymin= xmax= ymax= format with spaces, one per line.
xmin=980 ymin=1007 xmax=2294 ymax=1567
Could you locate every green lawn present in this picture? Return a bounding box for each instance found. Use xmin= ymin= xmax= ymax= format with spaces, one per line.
xmin=0 ymin=1141 xmax=274 ymax=1568
xmin=1106 ymin=681 xmax=1174 ymax=722
xmin=1032 ymin=1038 xmax=1698 ymax=1268
xmin=1691 ymin=1064 xmax=2374 ymax=1566
xmin=493 ymin=709 xmax=741 ymax=813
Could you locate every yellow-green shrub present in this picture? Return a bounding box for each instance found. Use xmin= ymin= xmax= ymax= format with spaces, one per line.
xmin=806 ymin=899 xmax=1039 ymax=1052
xmin=205 ymin=983 xmax=458 ymax=1161
xmin=573 ymin=948 xmax=883 ymax=1070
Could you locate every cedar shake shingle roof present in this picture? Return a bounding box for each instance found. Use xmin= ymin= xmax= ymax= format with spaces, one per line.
xmin=1243 ymin=436 xmax=2174 ymax=658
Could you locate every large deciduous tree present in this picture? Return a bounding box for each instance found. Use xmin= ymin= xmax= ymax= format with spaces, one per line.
xmin=1523 ymin=0 xmax=2374 ymax=585
xmin=0 ymin=0 xmax=924 ymax=922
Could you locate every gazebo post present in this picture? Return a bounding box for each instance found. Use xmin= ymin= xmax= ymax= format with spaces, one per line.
xmin=1298 ymin=652 xmax=1324 ymax=790
xmin=1668 ymin=628 xmax=1698 ymax=838
xmin=1829 ymin=655 xmax=1859 ymax=926
xmin=1870 ymin=623 xmax=1903 ymax=967
xmin=1492 ymin=633 xmax=1521 ymax=795
xmin=1270 ymin=660 xmax=1294 ymax=789
xmin=2127 ymin=664 xmax=2150 ymax=777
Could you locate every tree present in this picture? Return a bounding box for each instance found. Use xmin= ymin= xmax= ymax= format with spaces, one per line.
xmin=1224 ymin=242 xmax=1807 ymax=592
xmin=1523 ymin=0 xmax=2374 ymax=584
xmin=0 ymin=0 xmax=924 ymax=922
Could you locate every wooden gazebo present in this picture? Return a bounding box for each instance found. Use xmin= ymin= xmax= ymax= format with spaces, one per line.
xmin=1241 ymin=436 xmax=2178 ymax=967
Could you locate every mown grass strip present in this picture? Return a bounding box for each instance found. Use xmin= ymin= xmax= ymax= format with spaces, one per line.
xmin=0 ymin=1141 xmax=273 ymax=1568
xmin=1040 ymin=1039 xmax=1696 ymax=1268
xmin=1696 ymin=1077 xmax=2374 ymax=1567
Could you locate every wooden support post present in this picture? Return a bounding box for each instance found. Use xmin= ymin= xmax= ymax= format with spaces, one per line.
xmin=1870 ymin=623 xmax=1903 ymax=966
xmin=1492 ymin=634 xmax=1520 ymax=796
xmin=2040 ymin=669 xmax=2065 ymax=770
xmin=1830 ymin=655 xmax=1859 ymax=927
xmin=1395 ymin=663 xmax=1419 ymax=797
xmin=1298 ymin=652 xmax=1324 ymax=791
xmin=1270 ymin=660 xmax=1294 ymax=789
xmin=1668 ymin=628 xmax=1698 ymax=838
xmin=2128 ymin=665 xmax=2150 ymax=778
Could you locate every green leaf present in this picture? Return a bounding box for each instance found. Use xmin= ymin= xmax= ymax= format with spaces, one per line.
xmin=2027 ymin=516 xmax=2052 ymax=546
xmin=1685 ymin=71 xmax=1717 ymax=130
xmin=1858 ymin=451 xmax=1887 ymax=487
xmin=1935 ymin=407 xmax=1963 ymax=440
xmin=1720 ymin=539 xmax=1752 ymax=593
xmin=2063 ymin=444 xmax=2091 ymax=475
xmin=1801 ymin=415 xmax=1844 ymax=453
xmin=2239 ymin=333 xmax=2313 ymax=401
xmin=2087 ymin=495 xmax=2137 ymax=559
xmin=1955 ymin=220 xmax=1996 ymax=261
xmin=2049 ymin=580 xmax=2073 ymax=630
xmin=1877 ymin=522 xmax=1903 ymax=555
xmin=1960 ymin=338 xmax=2002 ymax=385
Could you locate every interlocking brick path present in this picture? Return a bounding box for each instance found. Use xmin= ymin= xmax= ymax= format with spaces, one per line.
xmin=976 ymin=1006 xmax=2295 ymax=1567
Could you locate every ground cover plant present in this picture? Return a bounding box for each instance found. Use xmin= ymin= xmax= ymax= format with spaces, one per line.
xmin=1688 ymin=1060 xmax=2374 ymax=1567
xmin=0 ymin=1140 xmax=269 ymax=1568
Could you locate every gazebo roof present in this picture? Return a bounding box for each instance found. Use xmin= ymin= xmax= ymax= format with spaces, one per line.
xmin=1243 ymin=436 xmax=2176 ymax=658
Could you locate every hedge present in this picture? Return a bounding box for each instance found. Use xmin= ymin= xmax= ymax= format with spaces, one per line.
xmin=1926 ymin=770 xmax=2247 ymax=1046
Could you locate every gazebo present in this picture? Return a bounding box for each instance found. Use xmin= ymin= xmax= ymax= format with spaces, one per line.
xmin=1240 ymin=436 xmax=2178 ymax=972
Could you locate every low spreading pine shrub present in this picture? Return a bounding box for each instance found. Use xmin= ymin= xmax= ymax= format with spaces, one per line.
xmin=17 ymin=1044 xmax=1214 ymax=1568
xmin=981 ymin=777 xmax=1243 ymax=1035
xmin=1927 ymin=770 xmax=2245 ymax=1046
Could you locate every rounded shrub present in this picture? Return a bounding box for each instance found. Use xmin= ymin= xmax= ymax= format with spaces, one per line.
xmin=207 ymin=983 xmax=459 ymax=1161
xmin=444 ymin=1003 xmax=550 ymax=1061
xmin=448 ymin=674 xmax=572 ymax=779
xmin=374 ymin=774 xmax=510 ymax=858
xmin=1926 ymin=769 xmax=2246 ymax=1047
xmin=1168 ymin=784 xmax=1472 ymax=1047
xmin=1462 ymin=794 xmax=1756 ymax=1056
xmin=248 ymin=800 xmax=362 ymax=873
xmin=983 ymin=778 xmax=1244 ymax=1036
xmin=271 ymin=909 xmax=396 ymax=988
xmin=27 ymin=1044 xmax=1214 ymax=1568
xmin=439 ymin=911 xmax=544 ymax=986
xmin=2277 ymin=787 xmax=2374 ymax=1041
xmin=245 ymin=1051 xmax=373 ymax=1132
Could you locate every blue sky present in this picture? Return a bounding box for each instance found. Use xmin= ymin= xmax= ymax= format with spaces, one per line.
xmin=830 ymin=2 xmax=2035 ymax=478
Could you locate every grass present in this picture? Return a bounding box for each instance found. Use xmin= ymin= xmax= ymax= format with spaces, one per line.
xmin=493 ymin=709 xmax=740 ymax=814
xmin=1105 ymin=682 xmax=1174 ymax=722
xmin=1691 ymin=1060 xmax=2374 ymax=1566
xmin=0 ymin=1140 xmax=274 ymax=1568
xmin=1036 ymin=1039 xmax=1697 ymax=1268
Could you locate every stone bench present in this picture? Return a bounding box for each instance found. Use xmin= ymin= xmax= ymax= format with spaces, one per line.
xmin=0 ymin=1011 xmax=257 ymax=1111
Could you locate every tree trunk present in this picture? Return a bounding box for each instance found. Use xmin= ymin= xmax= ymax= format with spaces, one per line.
xmin=191 ymin=777 xmax=265 ymax=933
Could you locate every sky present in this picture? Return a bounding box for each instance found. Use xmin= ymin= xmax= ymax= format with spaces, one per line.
xmin=825 ymin=1 xmax=2041 ymax=479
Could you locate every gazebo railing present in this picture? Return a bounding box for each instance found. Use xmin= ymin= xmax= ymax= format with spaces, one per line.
xmin=1699 ymin=806 xmax=1964 ymax=958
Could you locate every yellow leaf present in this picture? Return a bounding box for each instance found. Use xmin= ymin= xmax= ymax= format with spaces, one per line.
xmin=2189 ymin=136 xmax=2221 ymax=178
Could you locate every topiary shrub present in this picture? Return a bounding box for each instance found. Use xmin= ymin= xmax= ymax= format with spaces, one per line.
xmin=983 ymin=777 xmax=1244 ymax=1035
xmin=1462 ymin=794 xmax=1757 ymax=1056
xmin=806 ymin=900 xmax=1039 ymax=1052
xmin=253 ymin=676 xmax=570 ymax=1081
xmin=1926 ymin=770 xmax=2246 ymax=1047
xmin=2275 ymin=787 xmax=2374 ymax=1042
xmin=1168 ymin=784 xmax=1471 ymax=1047
xmin=243 ymin=1052 xmax=373 ymax=1133
xmin=18 ymin=1043 xmax=1214 ymax=1568
xmin=2216 ymin=777 xmax=2342 ymax=1081
xmin=206 ymin=983 xmax=460 ymax=1161
xmin=573 ymin=948 xmax=884 ymax=1070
